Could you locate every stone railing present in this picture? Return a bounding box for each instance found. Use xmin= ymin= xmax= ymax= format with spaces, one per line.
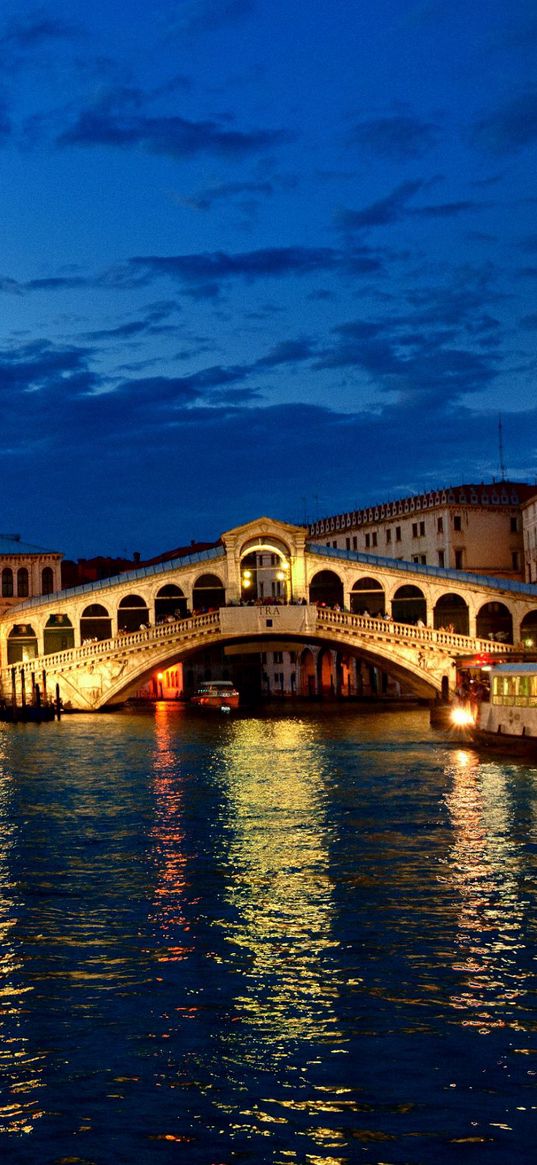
xmin=315 ymin=606 xmax=516 ymax=655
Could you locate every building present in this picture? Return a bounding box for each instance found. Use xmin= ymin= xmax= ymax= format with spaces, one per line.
xmin=309 ymin=481 xmax=537 ymax=581
xmin=523 ymin=495 xmax=537 ymax=583
xmin=0 ymin=533 xmax=62 ymax=615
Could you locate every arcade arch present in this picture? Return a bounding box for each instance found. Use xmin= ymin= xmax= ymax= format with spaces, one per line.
xmin=309 ymin=569 xmax=343 ymax=608
xmin=391 ymin=584 xmax=426 ymax=625
xmin=155 ymin=584 xmax=187 ymax=622
xmin=7 ymin=623 xmax=38 ymax=664
xmin=118 ymin=594 xmax=150 ymax=632
xmin=350 ymin=577 xmax=385 ymax=616
xmin=476 ymin=601 xmax=513 ymax=643
xmin=44 ymin=615 xmax=74 ymax=654
xmin=433 ymin=593 xmax=469 ymax=635
xmin=520 ymin=610 xmax=537 ymax=645
xmin=192 ymin=573 xmax=225 ymax=612
xmin=80 ymin=603 xmax=112 ymax=643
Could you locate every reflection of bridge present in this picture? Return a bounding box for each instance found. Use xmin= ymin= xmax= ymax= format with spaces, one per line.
xmin=1 ymin=516 xmax=535 ymax=710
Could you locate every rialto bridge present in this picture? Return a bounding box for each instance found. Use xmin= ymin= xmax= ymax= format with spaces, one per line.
xmin=1 ymin=516 xmax=536 ymax=711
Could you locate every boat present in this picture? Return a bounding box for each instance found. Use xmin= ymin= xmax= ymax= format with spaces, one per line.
xmin=451 ymin=662 xmax=537 ymax=755
xmin=190 ymin=681 xmax=239 ymax=711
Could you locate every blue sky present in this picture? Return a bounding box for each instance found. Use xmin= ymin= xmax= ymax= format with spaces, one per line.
xmin=2 ymin=0 xmax=537 ymax=557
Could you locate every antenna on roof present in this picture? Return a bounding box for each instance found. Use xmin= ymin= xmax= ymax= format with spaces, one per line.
xmin=498 ymin=414 xmax=506 ymax=482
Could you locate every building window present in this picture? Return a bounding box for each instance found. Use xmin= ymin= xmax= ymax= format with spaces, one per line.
xmin=352 ymin=537 xmax=358 ymax=550
xmin=365 ymin=533 xmax=370 ymax=548
xmin=412 ymin=554 xmax=427 ymax=564
xmin=346 ymin=537 xmax=351 ymax=550
xmin=510 ymin=516 xmax=519 ymax=533
xmin=419 ymin=520 xmax=425 ymax=536
xmin=438 ymin=549 xmax=445 ymax=567
xmin=412 ymin=522 xmax=418 ymax=538
xmin=454 ymin=549 xmax=464 ymax=569
xmin=512 ymin=551 xmax=520 ymax=571
xmin=42 ymin=567 xmax=54 ymax=595
xmin=454 ymin=515 xmax=462 ymax=532
xmin=17 ymin=567 xmax=29 ymax=597
xmin=332 ymin=540 xmax=337 ymax=548
xmin=437 ymin=517 xmax=443 ymax=534
xmin=386 ymin=529 xmax=392 ymax=544
xmin=2 ymin=568 xmax=13 ymax=597
xmin=395 ymin=527 xmax=402 ymax=542
xmin=289 ymin=651 xmax=296 ymax=663
xmin=372 ymin=532 xmax=378 ymax=548
xmin=273 ymin=651 xmax=283 ymax=664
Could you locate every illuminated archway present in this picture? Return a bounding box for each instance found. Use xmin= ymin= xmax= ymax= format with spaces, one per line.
xmin=80 ymin=603 xmax=112 ymax=643
xmin=155 ymin=584 xmax=187 ymax=622
xmin=520 ymin=610 xmax=537 ymax=646
xmin=192 ymin=573 xmax=225 ymax=612
xmin=7 ymin=623 xmax=38 ymax=664
xmin=118 ymin=594 xmax=150 ymax=632
xmin=44 ymin=615 xmax=74 ymax=654
xmin=350 ymin=576 xmax=385 ymax=616
xmin=433 ymin=593 xmax=469 ymax=635
xmin=392 ymin=584 xmax=426 ymax=625
xmin=309 ymin=570 xmax=343 ymax=608
xmin=476 ymin=601 xmax=513 ymax=643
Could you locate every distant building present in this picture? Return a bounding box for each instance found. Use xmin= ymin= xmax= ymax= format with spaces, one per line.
xmin=522 ymin=495 xmax=537 ymax=583
xmin=0 ymin=533 xmax=62 ymax=615
xmin=309 ymin=481 xmax=537 ymax=581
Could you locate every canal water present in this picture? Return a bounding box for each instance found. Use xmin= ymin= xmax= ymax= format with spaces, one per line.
xmin=0 ymin=706 xmax=536 ymax=1165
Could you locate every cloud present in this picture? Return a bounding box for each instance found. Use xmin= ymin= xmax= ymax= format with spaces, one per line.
xmin=336 ymin=180 xmax=486 ymax=231
xmin=0 ymin=11 xmax=80 ymax=50
xmin=472 ymin=91 xmax=537 ymax=154
xmin=183 ymin=179 xmax=274 ymax=211
xmin=350 ymin=114 xmax=439 ymax=160
xmin=0 ymin=339 xmax=97 ymax=396
xmin=57 ymin=87 xmax=286 ymax=159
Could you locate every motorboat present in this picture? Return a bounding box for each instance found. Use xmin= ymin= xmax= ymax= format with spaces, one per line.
xmin=190 ymin=681 xmax=239 ymax=710
xmin=451 ymin=662 xmax=537 ymax=754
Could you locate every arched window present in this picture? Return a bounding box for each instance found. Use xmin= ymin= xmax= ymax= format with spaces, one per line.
xmin=350 ymin=576 xmax=385 ymax=616
xmin=308 ymin=570 xmax=344 ymax=607
xmin=118 ymin=593 xmax=150 ymax=632
xmin=433 ymin=593 xmax=469 ymax=635
xmin=44 ymin=614 xmax=74 ymax=654
xmin=392 ymin=585 xmax=427 ymax=625
xmin=80 ymin=603 xmax=112 ymax=643
xmin=17 ymin=567 xmax=29 ymax=597
xmin=7 ymin=624 xmax=38 ymax=664
xmin=42 ymin=567 xmax=54 ymax=595
xmin=192 ymin=574 xmax=225 ymax=612
xmin=155 ymin=584 xmax=187 ymax=622
xmin=476 ymin=601 xmax=513 ymax=644
xmin=2 ymin=568 xmax=13 ymax=597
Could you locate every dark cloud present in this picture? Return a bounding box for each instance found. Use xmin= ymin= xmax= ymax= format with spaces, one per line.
xmin=183 ymin=179 xmax=274 ymax=211
xmin=472 ymin=91 xmax=537 ymax=154
xmin=57 ymin=103 xmax=284 ymax=159
xmin=126 ymin=246 xmax=342 ymax=292
xmin=350 ymin=114 xmax=439 ymax=160
xmin=0 ymin=11 xmax=80 ymax=50
xmin=0 ymin=339 xmax=97 ymax=396
xmin=254 ymin=339 xmax=314 ymax=367
xmin=336 ymin=180 xmax=486 ymax=231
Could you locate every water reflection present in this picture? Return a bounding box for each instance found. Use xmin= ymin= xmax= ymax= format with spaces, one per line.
xmin=0 ymin=737 xmax=45 ymax=1135
xmin=219 ymin=718 xmax=342 ymax=1052
xmin=149 ymin=705 xmax=190 ymax=964
xmin=443 ymin=749 xmax=530 ymax=1033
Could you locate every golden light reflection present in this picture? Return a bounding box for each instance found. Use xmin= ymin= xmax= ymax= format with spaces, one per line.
xmin=149 ymin=706 xmax=191 ymax=963
xmin=0 ymin=753 xmax=45 ymax=1134
xmin=217 ymin=718 xmax=343 ymax=1055
xmin=443 ymin=750 xmax=529 ymax=1033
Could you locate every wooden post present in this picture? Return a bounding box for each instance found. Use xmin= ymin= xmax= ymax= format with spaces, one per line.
xmin=55 ymin=683 xmax=62 ymax=720
xmin=11 ymin=667 xmax=17 ymax=720
xmin=31 ymin=671 xmax=36 ymax=704
xmin=20 ymin=669 xmax=26 ymax=708
xmin=42 ymin=669 xmax=47 ymax=704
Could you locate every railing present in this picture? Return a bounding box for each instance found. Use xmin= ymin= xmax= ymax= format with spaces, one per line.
xmin=1 ymin=611 xmax=221 ymax=681
xmin=315 ymin=606 xmax=516 ymax=655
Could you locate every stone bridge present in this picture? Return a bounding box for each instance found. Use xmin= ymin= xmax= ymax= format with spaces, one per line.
xmin=0 ymin=515 xmax=535 ymax=710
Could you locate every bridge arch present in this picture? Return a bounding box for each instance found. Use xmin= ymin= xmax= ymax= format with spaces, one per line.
xmin=7 ymin=623 xmax=38 ymax=663
xmin=350 ymin=576 xmax=385 ymax=616
xmin=155 ymin=584 xmax=187 ymax=622
xmin=80 ymin=603 xmax=112 ymax=643
xmin=118 ymin=593 xmax=150 ymax=632
xmin=520 ymin=610 xmax=537 ymax=645
xmin=433 ymin=593 xmax=469 ymax=635
xmin=192 ymin=573 xmax=225 ymax=612
xmin=309 ymin=569 xmax=344 ymax=607
xmin=391 ymin=584 xmax=426 ymax=625
xmin=44 ymin=614 xmax=74 ymax=654
xmin=476 ymin=600 xmax=513 ymax=643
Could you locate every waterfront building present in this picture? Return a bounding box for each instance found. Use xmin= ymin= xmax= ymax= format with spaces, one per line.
xmin=309 ymin=481 xmax=537 ymax=581
xmin=0 ymin=533 xmax=62 ymax=615
xmin=522 ymin=495 xmax=537 ymax=584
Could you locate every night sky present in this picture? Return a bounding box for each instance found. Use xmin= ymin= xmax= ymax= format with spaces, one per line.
xmin=2 ymin=0 xmax=537 ymax=558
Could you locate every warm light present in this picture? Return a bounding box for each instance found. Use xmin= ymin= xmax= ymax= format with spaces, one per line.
xmin=157 ymin=672 xmax=164 ymax=680
xmin=524 ymin=638 xmax=534 ymax=648
xmin=242 ymin=569 xmax=252 ymax=579
xmin=276 ymin=570 xmax=285 ymax=581
xmin=242 ymin=577 xmax=252 ymax=588
xmin=451 ymin=706 xmax=475 ymax=727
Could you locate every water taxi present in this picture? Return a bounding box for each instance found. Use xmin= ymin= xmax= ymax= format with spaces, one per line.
xmin=190 ymin=681 xmax=240 ymax=711
xmin=452 ymin=662 xmax=537 ymax=754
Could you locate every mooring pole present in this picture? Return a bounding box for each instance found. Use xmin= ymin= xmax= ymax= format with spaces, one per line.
xmin=11 ymin=667 xmax=17 ymax=721
xmin=55 ymin=683 xmax=62 ymax=720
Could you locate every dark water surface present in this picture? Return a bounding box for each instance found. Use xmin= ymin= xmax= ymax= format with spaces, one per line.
xmin=0 ymin=706 xmax=536 ymax=1164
